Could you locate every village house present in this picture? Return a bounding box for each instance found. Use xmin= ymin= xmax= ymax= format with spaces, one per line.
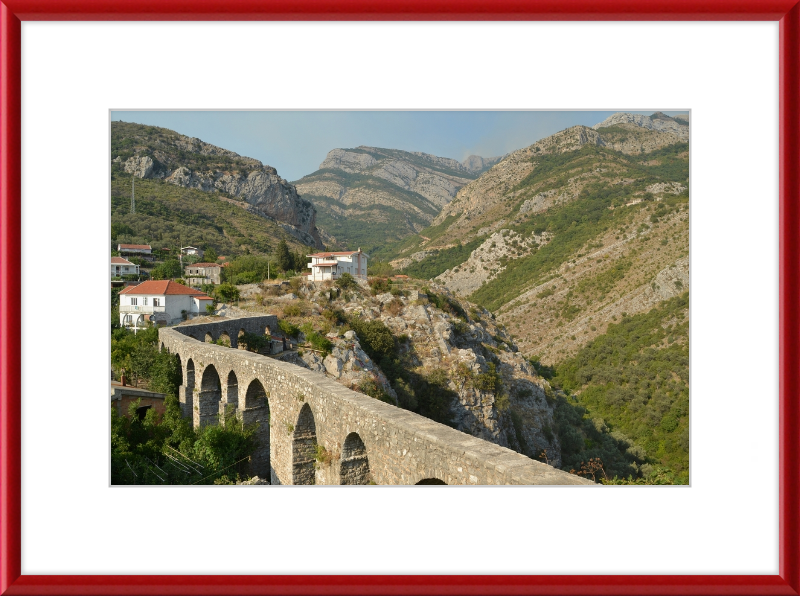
xmin=119 ymin=280 xmax=213 ymax=329
xmin=181 ymin=246 xmax=204 ymax=258
xmin=111 ymin=256 xmax=140 ymax=279
xmin=110 ymin=380 xmax=166 ymax=420
xmin=307 ymin=249 xmax=368 ymax=281
xmin=184 ymin=262 xmax=222 ymax=287
xmin=118 ymin=243 xmax=153 ymax=262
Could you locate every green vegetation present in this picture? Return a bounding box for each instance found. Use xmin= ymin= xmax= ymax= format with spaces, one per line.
xmin=551 ymin=293 xmax=689 ymax=483
xmin=110 ymin=326 xmax=258 ymax=485
xmin=215 ymin=283 xmax=240 ymax=303
xmin=468 ymin=144 xmax=688 ymax=310
xmin=403 ymin=237 xmax=485 ymax=280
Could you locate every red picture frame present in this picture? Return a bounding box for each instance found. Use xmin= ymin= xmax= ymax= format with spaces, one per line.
xmin=1 ymin=2 xmax=798 ymax=595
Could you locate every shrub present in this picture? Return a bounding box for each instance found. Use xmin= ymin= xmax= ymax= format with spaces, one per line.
xmin=239 ymin=331 xmax=269 ymax=353
xmin=335 ymin=272 xmax=357 ymax=290
xmin=385 ymin=299 xmax=404 ymax=316
xmin=278 ymin=319 xmax=299 ymax=338
xmin=306 ymin=331 xmax=333 ymax=355
xmin=283 ymin=303 xmax=302 ymax=317
xmin=215 ymin=283 xmax=240 ymax=303
xmin=368 ymin=277 xmax=390 ymax=295
xmin=357 ymin=377 xmax=395 ymax=404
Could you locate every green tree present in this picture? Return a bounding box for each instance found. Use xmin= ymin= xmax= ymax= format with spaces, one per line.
xmin=335 ymin=272 xmax=357 ymax=290
xmin=215 ymin=283 xmax=240 ymax=303
xmin=204 ymin=247 xmax=218 ymax=263
xmin=276 ymin=239 xmax=293 ymax=272
xmin=151 ymin=259 xmax=182 ymax=280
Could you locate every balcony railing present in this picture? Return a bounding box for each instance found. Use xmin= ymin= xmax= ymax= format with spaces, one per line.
xmin=119 ymin=305 xmax=166 ymax=314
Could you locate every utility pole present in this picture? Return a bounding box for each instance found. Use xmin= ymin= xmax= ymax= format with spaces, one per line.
xmin=131 ymin=175 xmax=136 ymax=214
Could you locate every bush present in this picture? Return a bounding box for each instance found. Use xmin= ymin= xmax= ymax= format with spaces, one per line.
xmin=368 ymin=277 xmax=390 ymax=295
xmin=239 ymin=331 xmax=269 ymax=353
xmin=215 ymin=283 xmax=240 ymax=303
xmin=283 ymin=303 xmax=303 ymax=317
xmin=348 ymin=318 xmax=395 ymax=363
xmin=335 ymin=272 xmax=357 ymax=290
xmin=306 ymin=331 xmax=333 ymax=355
xmin=278 ymin=319 xmax=299 ymax=338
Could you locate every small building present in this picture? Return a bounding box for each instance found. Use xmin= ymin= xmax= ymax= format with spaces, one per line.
xmin=111 ymin=381 xmax=166 ymax=420
xmin=118 ymin=243 xmax=154 ymax=262
xmin=181 ymin=246 xmax=204 ymax=258
xmin=184 ymin=263 xmax=222 ymax=286
xmin=111 ymin=256 xmax=140 ymax=279
xmin=119 ymin=280 xmax=214 ymax=329
xmin=307 ymin=249 xmax=368 ymax=281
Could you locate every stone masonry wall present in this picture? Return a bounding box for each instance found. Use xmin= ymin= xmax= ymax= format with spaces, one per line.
xmin=159 ymin=317 xmax=592 ymax=486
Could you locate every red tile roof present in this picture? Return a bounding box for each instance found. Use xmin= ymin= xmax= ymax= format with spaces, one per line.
xmin=118 ymin=244 xmax=151 ymax=250
xmin=311 ymin=262 xmax=338 ymax=267
xmin=111 ymin=257 xmax=135 ymax=265
xmin=188 ymin=263 xmax=221 ymax=268
xmin=308 ymin=251 xmax=360 ymax=257
xmin=120 ymin=281 xmax=207 ymax=296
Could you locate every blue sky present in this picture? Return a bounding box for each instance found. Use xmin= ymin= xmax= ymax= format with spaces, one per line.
xmin=110 ymin=110 xmax=689 ymax=182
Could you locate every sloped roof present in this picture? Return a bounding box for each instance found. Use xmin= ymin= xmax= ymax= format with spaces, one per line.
xmin=188 ymin=263 xmax=221 ymax=268
xmin=111 ymin=257 xmax=135 ymax=265
xmin=120 ymin=280 xmax=207 ymax=296
xmin=308 ymin=251 xmax=360 ymax=257
xmin=118 ymin=244 xmax=151 ymax=250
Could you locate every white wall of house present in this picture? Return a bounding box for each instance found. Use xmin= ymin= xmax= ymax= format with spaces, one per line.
xmin=119 ymin=293 xmax=212 ymax=327
xmin=307 ymin=252 xmax=367 ymax=281
xmin=111 ymin=262 xmax=139 ymax=277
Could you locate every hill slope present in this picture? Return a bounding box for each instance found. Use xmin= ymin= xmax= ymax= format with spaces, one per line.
xmin=293 ymin=147 xmax=499 ymax=253
xmin=111 ymin=121 xmax=323 ymax=249
xmin=390 ymin=112 xmax=690 ymax=362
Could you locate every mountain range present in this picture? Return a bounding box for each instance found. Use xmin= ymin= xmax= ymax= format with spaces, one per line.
xmin=293 ymin=147 xmax=501 ymax=253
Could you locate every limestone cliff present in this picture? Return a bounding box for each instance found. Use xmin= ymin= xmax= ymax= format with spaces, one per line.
xmin=294 ymin=147 xmax=492 ymax=252
xmin=112 ymin=121 xmax=323 ymax=249
xmin=388 ymin=112 xmax=689 ymax=362
xmin=250 ymin=280 xmax=564 ymax=466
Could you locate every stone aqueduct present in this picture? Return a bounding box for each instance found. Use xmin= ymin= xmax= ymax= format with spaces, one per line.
xmin=159 ymin=315 xmax=591 ymax=486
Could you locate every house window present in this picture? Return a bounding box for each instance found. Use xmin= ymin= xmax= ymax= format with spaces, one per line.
xmin=143 ymin=297 xmax=148 ymax=306
xmin=153 ymin=298 xmax=160 ymax=307
xmin=130 ymin=298 xmax=138 ymax=306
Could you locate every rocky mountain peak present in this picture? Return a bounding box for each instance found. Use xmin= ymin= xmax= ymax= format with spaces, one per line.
xmin=110 ymin=122 xmax=323 ymax=248
xmin=593 ymin=112 xmax=689 ymax=140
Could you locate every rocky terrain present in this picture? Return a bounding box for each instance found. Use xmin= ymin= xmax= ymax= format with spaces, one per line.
xmin=111 ymin=121 xmax=323 ymax=248
xmin=388 ymin=112 xmax=690 ymax=361
xmin=294 ymin=147 xmax=498 ymax=254
xmin=226 ymin=278 xmax=565 ymax=466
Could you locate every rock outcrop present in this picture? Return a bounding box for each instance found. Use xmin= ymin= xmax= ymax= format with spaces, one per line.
xmin=279 ymin=281 xmax=563 ymax=465
xmin=593 ymin=111 xmax=690 ymax=140
xmin=112 ymin=121 xmax=323 ymax=248
xmin=295 ymin=146 xmax=493 ymax=250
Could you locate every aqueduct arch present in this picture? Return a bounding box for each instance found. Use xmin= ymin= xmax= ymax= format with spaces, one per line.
xmin=159 ymin=315 xmax=592 ymax=486
xmin=292 ymin=403 xmax=317 ymax=485
xmin=340 ymin=432 xmax=370 ymax=485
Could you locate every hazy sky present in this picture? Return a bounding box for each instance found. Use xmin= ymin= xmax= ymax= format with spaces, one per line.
xmin=110 ymin=110 xmax=689 ymax=182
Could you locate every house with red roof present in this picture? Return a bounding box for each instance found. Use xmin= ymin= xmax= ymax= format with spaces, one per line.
xmin=119 ymin=280 xmax=213 ymax=329
xmin=118 ymin=243 xmax=154 ymax=262
xmin=307 ymin=249 xmax=368 ymax=282
xmin=111 ymin=256 xmax=140 ymax=279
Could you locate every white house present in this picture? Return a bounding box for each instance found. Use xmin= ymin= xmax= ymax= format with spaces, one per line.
xmin=181 ymin=246 xmax=204 ymax=258
xmin=111 ymin=256 xmax=140 ymax=278
xmin=119 ymin=280 xmax=213 ymax=329
xmin=118 ymin=243 xmax=153 ymax=262
xmin=307 ymin=249 xmax=368 ymax=281
xmin=118 ymin=243 xmax=152 ymax=255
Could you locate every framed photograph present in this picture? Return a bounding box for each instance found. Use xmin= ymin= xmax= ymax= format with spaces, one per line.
xmin=1 ymin=2 xmax=798 ymax=595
